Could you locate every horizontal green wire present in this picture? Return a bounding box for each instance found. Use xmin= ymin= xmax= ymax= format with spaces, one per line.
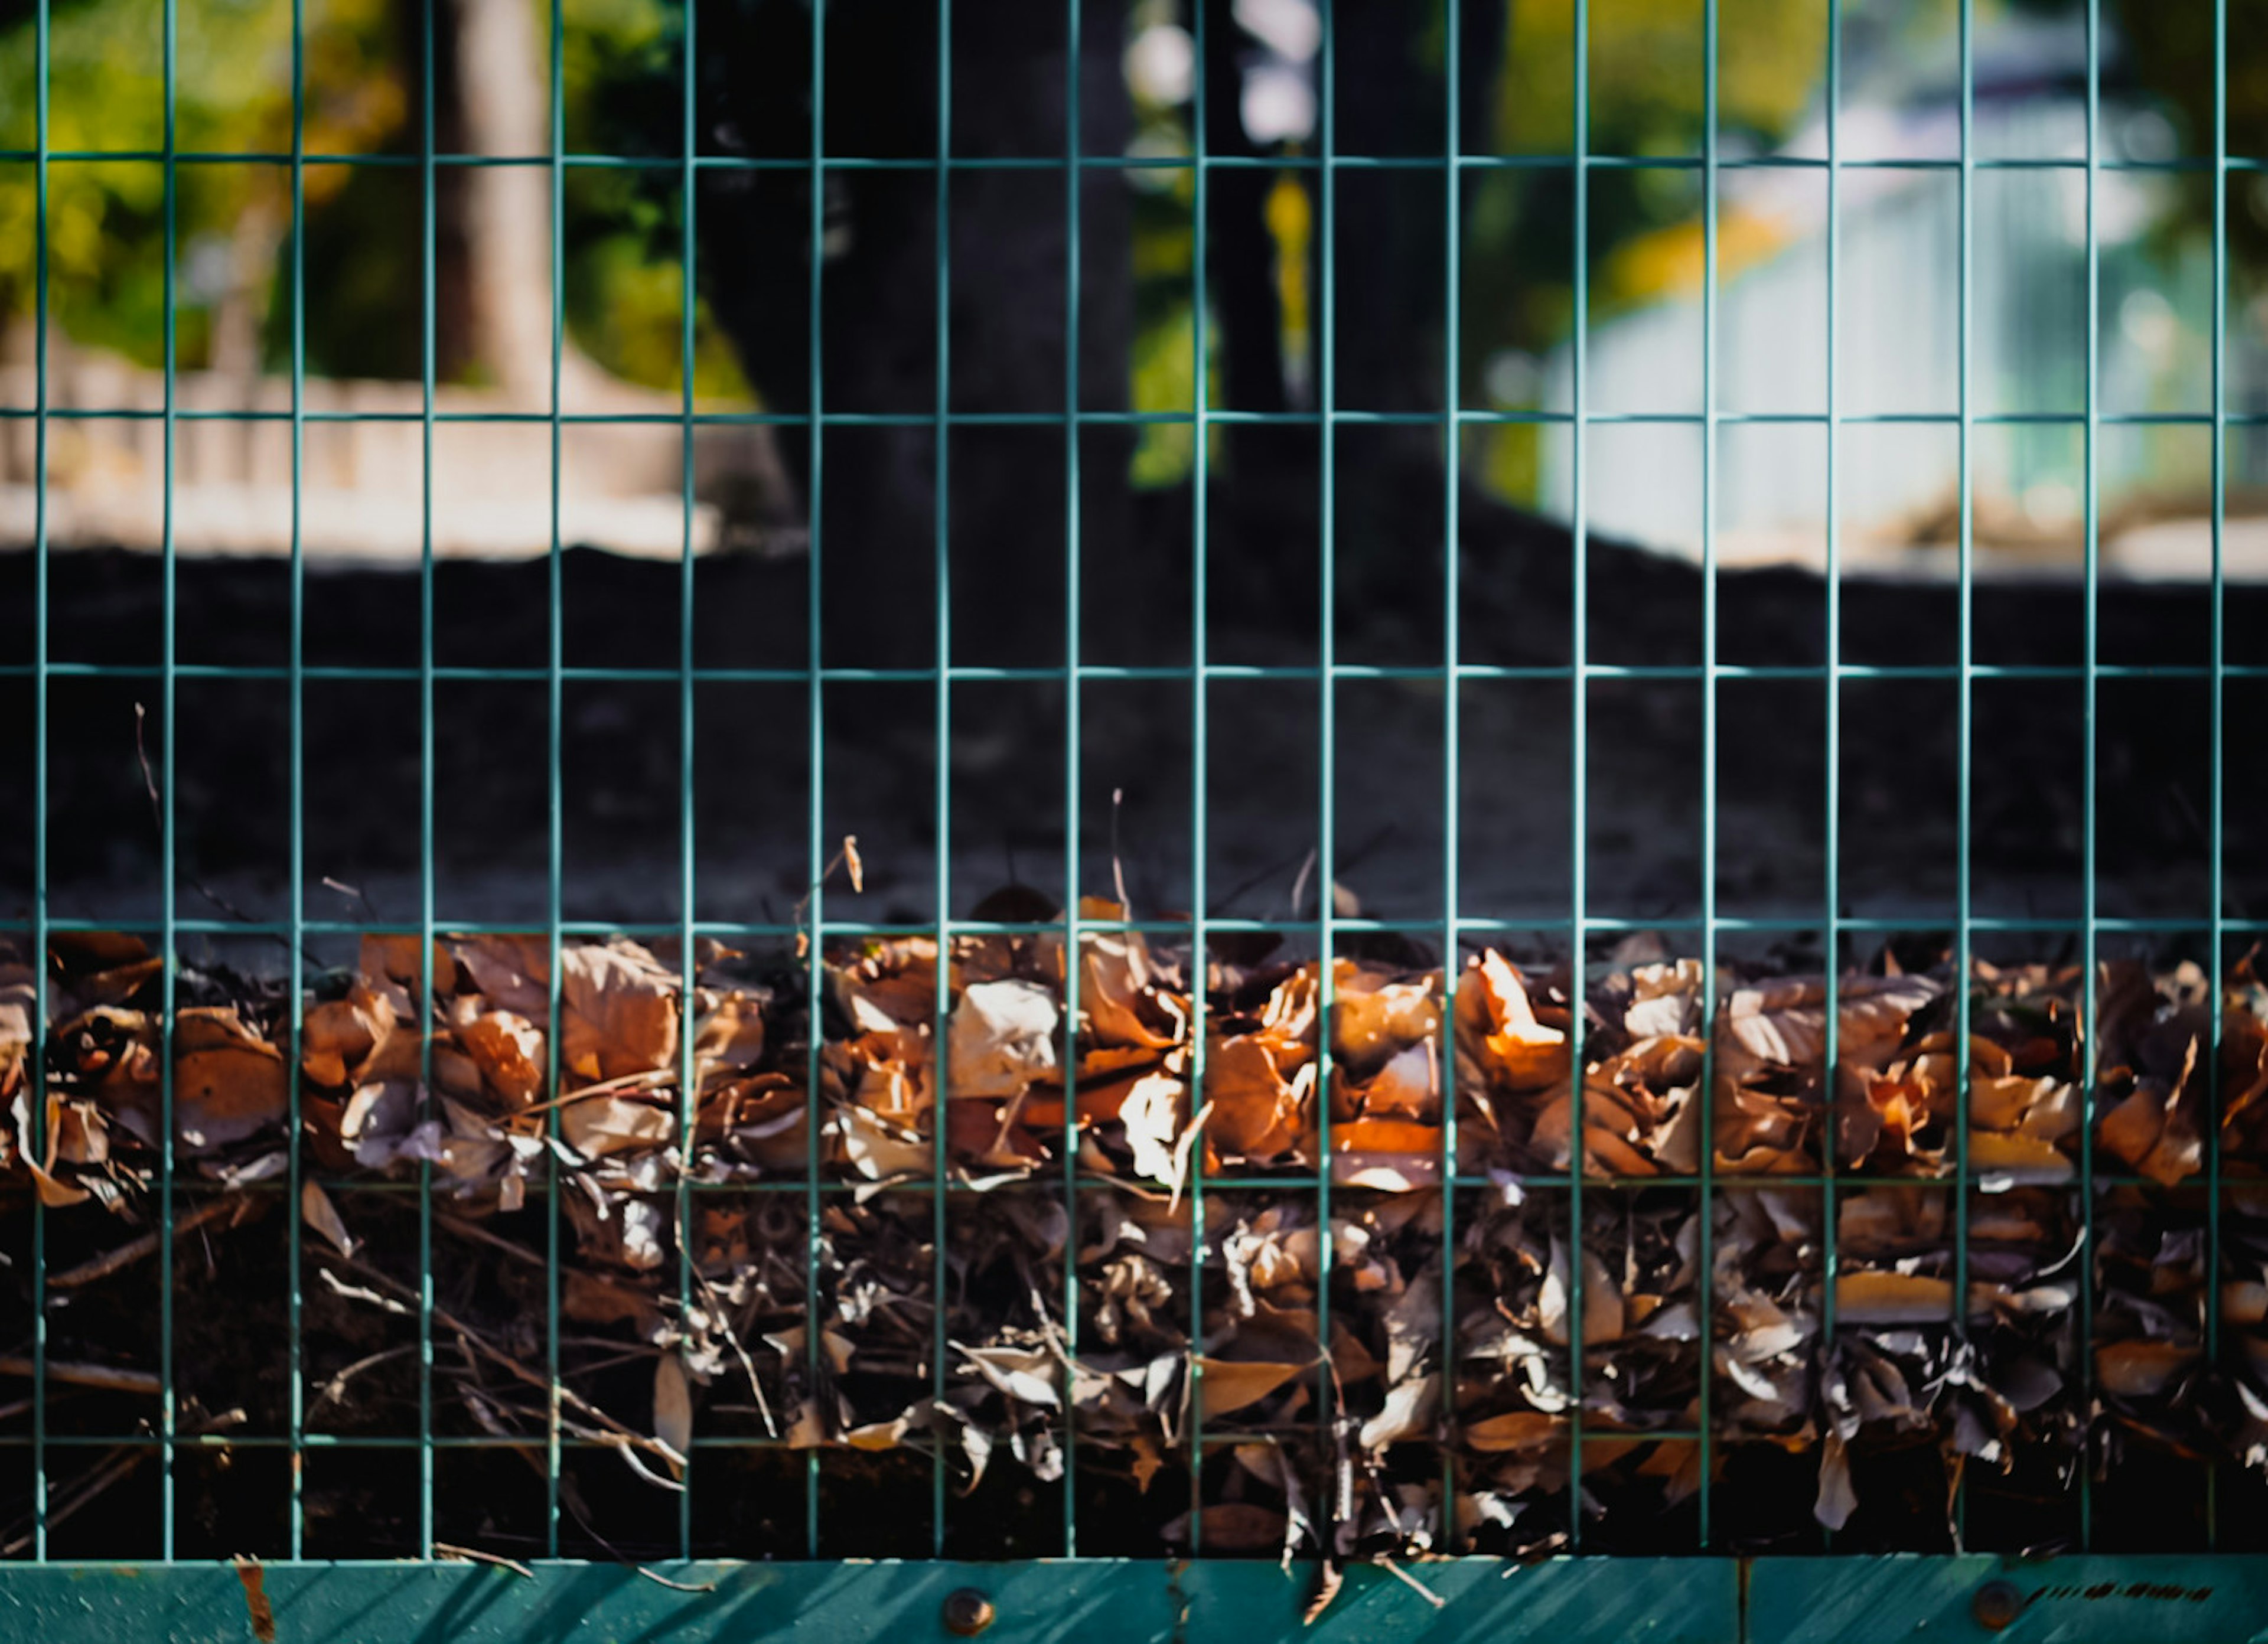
xmin=0 ymin=406 xmax=2253 ymax=426
xmin=4 ymin=148 xmax=2263 ymax=172
xmin=15 ymin=1168 xmax=2199 ymax=1198
xmin=17 ymin=913 xmax=2259 ymax=937
xmin=11 ymin=663 xmax=2256 ymax=684
xmin=1 ymin=1428 xmax=1721 ymax=1451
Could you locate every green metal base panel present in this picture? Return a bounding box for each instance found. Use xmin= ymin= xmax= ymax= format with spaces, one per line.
xmin=0 ymin=1557 xmax=1737 ymax=1644
xmin=8 ymin=1557 xmax=2268 ymax=1644
xmin=1747 ymin=1555 xmax=2268 ymax=1644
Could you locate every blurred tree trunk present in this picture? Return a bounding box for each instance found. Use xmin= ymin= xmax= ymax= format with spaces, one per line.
xmin=700 ymin=0 xmax=1133 ymax=669
xmin=207 ymin=193 xmax=287 ymax=378
xmin=693 ymin=0 xmax=1525 ymax=671
xmin=1197 ymin=0 xmax=1505 ymax=628
xmin=434 ymin=0 xmax=555 ymax=400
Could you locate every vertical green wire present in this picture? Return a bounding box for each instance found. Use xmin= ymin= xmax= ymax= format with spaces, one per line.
xmin=415 ymin=0 xmax=437 ymax=1566
xmin=1696 ymin=0 xmax=1719 ymax=1552
xmin=930 ymin=0 xmax=952 ymax=1559
xmin=286 ymin=0 xmax=308 ymax=1563
xmin=1312 ymin=0 xmax=1337 ymax=1525
xmin=1060 ymin=0 xmax=1083 ymax=1560
xmin=802 ymin=0 xmax=827 ymax=1561
xmin=2206 ymin=0 xmax=2228 ymax=1551
xmin=674 ymin=0 xmax=699 ymax=1563
xmin=1187 ymin=0 xmax=1211 ymax=1557
xmin=1438 ymin=0 xmax=1462 ymax=1556
xmin=1819 ymin=0 xmax=1843 ymax=1412
xmin=1954 ymin=0 xmax=1975 ymax=1549
xmin=158 ymin=0 xmax=178 ymax=1557
xmin=1566 ymin=0 xmax=1589 ymax=1554
xmin=27 ymin=0 xmax=48 ymax=1568
xmin=546 ymin=0 xmax=568 ymax=1561
xmin=2078 ymin=0 xmax=2100 ymax=1554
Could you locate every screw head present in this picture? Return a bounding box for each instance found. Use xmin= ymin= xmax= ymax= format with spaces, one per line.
xmin=943 ymin=1589 xmax=996 ymax=1637
xmin=1972 ymin=1580 xmax=2023 ymax=1632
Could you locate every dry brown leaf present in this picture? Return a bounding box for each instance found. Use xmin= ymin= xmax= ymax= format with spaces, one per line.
xmin=1358 ymin=1373 xmax=1439 ymax=1450
xmin=300 ymin=1180 xmax=358 ymax=1257
xmin=363 ymin=934 xmax=458 ymax=997
xmin=1195 ymin=1357 xmax=1307 ymax=1418
xmin=1331 ymin=965 xmax=1439 ymax=1069
xmin=947 ymin=980 xmax=1059 ymax=1099
xmin=2096 ymin=1339 xmax=2201 ymax=1398
xmin=1354 ymin=1042 xmax=1437 ymax=1122
xmin=301 ymin=997 xmax=379 ymax=1090
xmin=654 ymin=1353 xmax=693 ymax=1477
xmin=460 ymin=1010 xmax=546 ymax=1108
xmin=1816 ymin=1429 xmax=1858 ymax=1529
xmin=452 ymin=934 xmax=550 ymax=1018
xmin=1204 ymin=1034 xmax=1313 ymax=1163
xmin=843 ymin=1415 xmax=911 ymax=1451
xmin=1538 ymin=1239 xmax=1623 ymax=1345
xmin=1118 ymin=1070 xmax=1191 ymax=1193
xmin=833 ymin=1100 xmax=932 ymax=1180
xmin=1462 ymin=951 xmax=1568 ymax=1090
xmin=1833 ymin=1271 xmax=1956 ymax=1326
xmin=562 ymin=942 xmax=680 ymax=1082
xmin=695 ymin=994 xmax=767 ymax=1079
xmin=1064 ymin=909 xmax=1185 ymax=1052
xmin=1462 ymin=1410 xmax=1559 ymax=1451
xmin=173 ymin=1007 xmax=288 ymax=1149
xmin=562 ymin=1091 xmax=674 ymax=1159
xmin=1967 ymin=1130 xmax=2075 ymax=1183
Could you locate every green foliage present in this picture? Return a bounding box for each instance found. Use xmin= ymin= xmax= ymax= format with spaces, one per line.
xmin=563 ymin=164 xmax=752 ymax=400
xmin=0 ymin=0 xmax=745 ymax=395
xmin=2 ymin=0 xmax=2256 ymax=431
xmin=0 ymin=0 xmax=405 ymax=367
xmin=1491 ymin=0 xmax=1826 ymax=158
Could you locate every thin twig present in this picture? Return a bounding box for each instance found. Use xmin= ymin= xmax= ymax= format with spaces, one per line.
xmin=508 ymin=1069 xmax=675 ymax=1121
xmin=1110 ymin=787 xmax=1131 ymax=911
xmin=47 ymin=1193 xmax=252 ymax=1290
xmin=0 ymin=1355 xmax=164 ymax=1395
xmin=308 ymin=1247 xmax=680 ymax=1468
xmin=558 ymin=1480 xmax=717 ymax=1593
xmin=2 ymin=1445 xmax=147 ymax=1555
xmin=132 ymin=703 xmax=161 ymax=811
xmin=0 ymin=1410 xmax=243 ymax=1556
xmin=788 ymin=837 xmax=862 ymax=955
xmin=309 ymin=1343 xmax=422 ymax=1417
xmin=321 ymin=876 xmax=385 ymax=922
xmin=691 ymin=1264 xmax=775 ymax=1437
xmin=1375 ymin=1557 xmax=1448 ymax=1610
xmin=435 ymin=1541 xmax=536 ymax=1579
xmin=434 ymin=1214 xmax=663 ymax=1316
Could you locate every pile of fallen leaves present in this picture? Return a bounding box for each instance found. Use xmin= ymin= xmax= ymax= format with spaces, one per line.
xmin=5 ymin=915 xmax=2268 ymax=1563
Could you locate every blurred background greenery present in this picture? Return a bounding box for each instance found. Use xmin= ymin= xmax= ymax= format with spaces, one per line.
xmin=0 ymin=0 xmax=2263 ymax=550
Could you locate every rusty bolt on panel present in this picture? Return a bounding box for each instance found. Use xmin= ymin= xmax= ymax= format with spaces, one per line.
xmin=1972 ymin=1580 xmax=2024 ymax=1631
xmin=943 ymin=1589 xmax=996 ymax=1636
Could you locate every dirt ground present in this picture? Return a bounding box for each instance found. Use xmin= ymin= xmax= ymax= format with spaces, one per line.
xmin=0 ymin=526 xmax=2256 ymax=969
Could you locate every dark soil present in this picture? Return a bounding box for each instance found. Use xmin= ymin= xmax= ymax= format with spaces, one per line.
xmin=0 ymin=527 xmax=2254 ymax=959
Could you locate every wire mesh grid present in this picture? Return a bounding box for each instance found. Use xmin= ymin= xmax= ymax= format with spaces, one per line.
xmin=0 ymin=0 xmax=2254 ymax=1576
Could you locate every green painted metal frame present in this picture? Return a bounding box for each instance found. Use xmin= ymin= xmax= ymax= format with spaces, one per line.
xmin=10 ymin=1556 xmax=2268 ymax=1643
xmin=6 ymin=0 xmax=2263 ymax=1627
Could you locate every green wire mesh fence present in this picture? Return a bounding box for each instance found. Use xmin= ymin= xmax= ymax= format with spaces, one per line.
xmin=4 ymin=0 xmax=2268 ymax=1622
